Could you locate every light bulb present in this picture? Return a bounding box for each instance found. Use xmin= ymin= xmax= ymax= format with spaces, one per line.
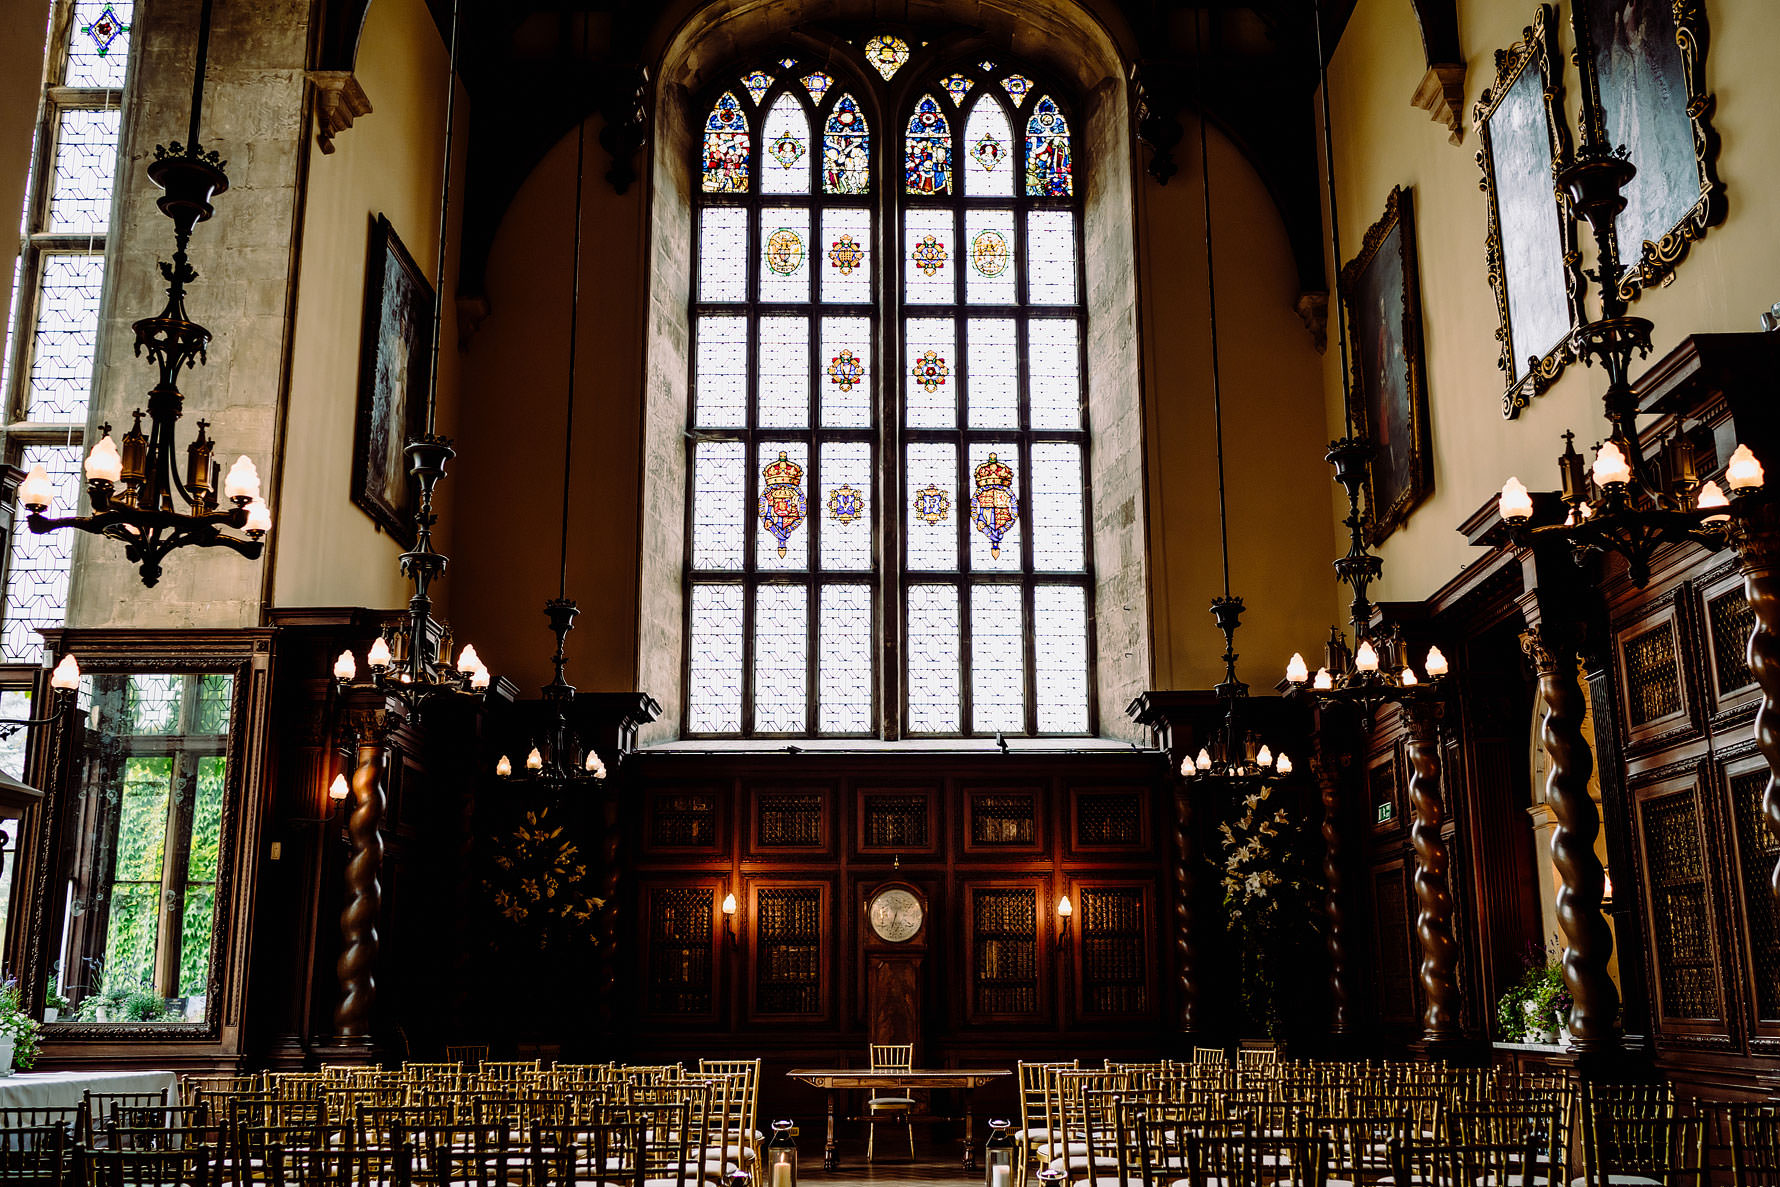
xmin=1196 ymin=748 xmax=1212 ymax=772
xmin=1057 ymin=894 xmax=1073 ymax=919
xmin=1728 ymin=444 xmax=1765 ymax=490
xmin=84 ymin=436 xmax=122 ymax=484
xmin=1285 ymin=653 xmax=1309 ymax=684
xmin=1425 ymin=646 xmax=1449 ymax=677
xmin=457 ymin=643 xmax=481 ymax=672
xmin=721 ymin=892 xmax=738 ymax=916
xmin=1697 ymin=479 xmax=1730 ymax=523
xmin=1401 ymin=666 xmax=1418 ymax=687
xmin=1256 ymin=745 xmax=1273 ymax=768
xmin=333 ymin=650 xmax=357 ymax=681
xmin=328 ymin=774 xmax=350 ymax=801
xmin=1354 ymin=641 xmax=1380 ymax=673
xmin=50 ymin=654 xmax=80 ymax=691
xmin=1180 ymin=754 xmax=1194 ymax=778
xmin=526 ymin=747 xmax=544 ymax=771
xmin=19 ymin=464 xmax=53 ymax=512
xmin=585 ymin=751 xmax=606 ymax=779
xmin=1592 ymin=441 xmax=1633 ymax=488
xmin=224 ymin=455 xmax=261 ymax=502
xmin=367 ymin=637 xmax=392 ymax=669
xmin=1498 ymin=476 xmax=1534 ymax=522
xmin=1314 ymin=668 xmax=1333 ymax=691
xmin=495 ymin=755 xmax=512 ymax=777
xmin=470 ymin=663 xmax=491 ymax=691
xmin=243 ymin=498 xmax=272 ymax=534
xmin=1275 ymin=753 xmax=1293 ymax=776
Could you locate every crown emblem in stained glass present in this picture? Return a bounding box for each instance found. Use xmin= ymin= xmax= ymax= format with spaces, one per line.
xmin=765 ymin=228 xmax=805 ymax=275
xmin=940 ymin=74 xmax=974 ymax=104
xmin=911 ymin=350 xmax=949 ymax=393
xmin=1000 ymin=74 xmax=1033 ymax=104
xmin=83 ymin=3 xmax=129 ymax=55
xmin=864 ymin=34 xmax=911 ymax=80
xmin=827 ymin=350 xmax=865 ymax=391
xmin=970 ymin=230 xmax=1010 ymax=278
xmin=740 ymin=70 xmax=774 ymax=104
xmin=768 ymin=128 xmax=807 ymax=169
xmin=913 ymin=484 xmax=951 ymax=527
xmin=970 ymin=453 xmax=1019 ymax=558
xmin=759 ymin=452 xmax=806 ymax=558
xmin=911 ymin=234 xmax=948 ymax=276
xmin=828 ymin=485 xmax=865 ymax=526
xmin=970 ymin=131 xmax=1006 ymax=173
xmin=829 ymin=235 xmax=864 ymax=276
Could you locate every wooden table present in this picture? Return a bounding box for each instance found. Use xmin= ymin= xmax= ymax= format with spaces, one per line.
xmin=786 ymin=1068 xmax=1011 ymax=1171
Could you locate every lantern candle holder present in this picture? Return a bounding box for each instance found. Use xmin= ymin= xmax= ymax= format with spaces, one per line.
xmin=984 ymin=1119 xmax=1016 ymax=1187
xmin=766 ymin=1120 xmax=797 ymax=1187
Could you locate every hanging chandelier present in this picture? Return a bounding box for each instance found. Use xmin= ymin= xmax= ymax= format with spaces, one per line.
xmin=1495 ymin=113 xmax=1763 ymax=579
xmin=494 ymin=41 xmax=604 ymax=791
xmin=19 ymin=0 xmax=269 ymax=588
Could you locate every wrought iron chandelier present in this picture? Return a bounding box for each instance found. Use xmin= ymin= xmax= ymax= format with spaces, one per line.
xmin=1180 ymin=11 xmax=1288 ymax=790
xmin=1284 ymin=0 xmax=1446 ymax=720
xmin=1495 ymin=109 xmax=1764 ymax=580
xmin=494 ymin=31 xmax=604 ymax=790
xmin=18 ymin=0 xmax=269 ymax=588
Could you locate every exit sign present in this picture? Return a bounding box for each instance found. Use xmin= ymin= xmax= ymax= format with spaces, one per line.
xmin=1376 ymin=802 xmax=1395 ymax=824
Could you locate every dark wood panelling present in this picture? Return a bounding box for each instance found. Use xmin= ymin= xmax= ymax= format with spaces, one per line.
xmin=855 ymin=786 xmax=940 ymax=857
xmin=961 ymin=785 xmax=1046 ymax=856
xmin=1068 ymin=786 xmax=1150 ymax=854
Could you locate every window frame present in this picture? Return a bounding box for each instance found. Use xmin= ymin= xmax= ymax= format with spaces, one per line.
xmin=683 ymin=42 xmax=1096 ymax=740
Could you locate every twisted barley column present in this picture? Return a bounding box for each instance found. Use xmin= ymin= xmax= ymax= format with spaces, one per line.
xmin=1311 ymin=747 xmax=1352 ymax=1037
xmin=1405 ymin=699 xmax=1463 ymax=1044
xmin=1173 ymin=782 xmax=1202 ymax=1039
xmin=1733 ymin=505 xmax=1780 ymax=905
xmin=1523 ymin=627 xmax=1620 ymax=1048
xmin=333 ymin=714 xmax=390 ymax=1041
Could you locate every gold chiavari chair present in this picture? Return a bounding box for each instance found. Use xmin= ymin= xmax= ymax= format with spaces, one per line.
xmin=530 ymin=1117 xmax=641 ymax=1187
xmin=1353 ymin=1092 xmax=1442 ymax=1141
xmin=1730 ymin=1104 xmax=1780 ymax=1187
xmin=422 ymin=1122 xmax=520 ymax=1187
xmin=683 ymin=1071 xmax=748 ymax=1180
xmin=1313 ymin=1113 xmax=1408 ymax=1187
xmin=82 ymin=1144 xmax=220 ymax=1187
xmin=697 ymin=1060 xmax=762 ymax=1168
xmin=261 ymin=1139 xmax=415 ymax=1187
xmin=1186 ymin=1133 xmax=1326 ymax=1187
xmin=79 ymin=1092 xmax=171 ymax=1149
xmin=1235 ymin=1045 xmax=1279 ymax=1071
xmin=628 ymin=1101 xmax=693 ymax=1187
xmin=1576 ymin=1089 xmax=1703 ymax=1187
xmin=0 ymin=1124 xmax=66 ymax=1187
xmin=178 ymin=1076 xmax=259 ymax=1110
xmin=1390 ymin=1134 xmax=1543 ymax=1187
xmin=865 ymin=1044 xmax=916 ymax=1163
xmin=1448 ymin=1100 xmax=1564 ymax=1187
xmin=628 ymin=1083 xmax=711 ymax=1185
xmin=1016 ymin=1062 xmax=1077 ymax=1187
xmin=1190 ymin=1048 xmax=1225 ymax=1068
xmin=477 ymin=1063 xmax=545 ymax=1088
xmin=444 ymin=1046 xmax=489 ymax=1072
xmin=1045 ymin=1071 xmax=1131 ymax=1180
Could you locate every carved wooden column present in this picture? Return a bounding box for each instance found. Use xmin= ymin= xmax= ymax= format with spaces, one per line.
xmin=330 ymin=704 xmax=397 ymax=1050
xmin=1404 ymin=699 xmax=1463 ymax=1046
xmin=1731 ymin=499 xmax=1780 ymax=904
xmin=1311 ymin=744 xmax=1352 ymax=1038
xmin=1522 ymin=626 xmax=1620 ymax=1052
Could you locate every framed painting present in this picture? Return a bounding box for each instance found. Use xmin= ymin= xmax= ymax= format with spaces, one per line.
xmin=1339 ymin=186 xmax=1431 ymax=546
xmin=1473 ymin=4 xmax=1584 ymax=419
xmin=352 ymin=215 xmax=432 ymax=547
xmin=1572 ymin=0 xmax=1724 ymax=300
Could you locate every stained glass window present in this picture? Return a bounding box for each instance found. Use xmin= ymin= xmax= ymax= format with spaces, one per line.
xmin=689 ymin=52 xmax=1088 ymax=736
xmin=702 ymin=92 xmax=750 ymax=194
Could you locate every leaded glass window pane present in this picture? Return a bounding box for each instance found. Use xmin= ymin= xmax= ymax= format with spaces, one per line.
xmin=818 ymin=441 xmax=871 ymax=571
xmin=906 ymin=443 xmax=957 ymax=572
xmin=1030 ymin=442 xmax=1085 ymax=572
xmin=970 ymin=584 xmax=1025 ymax=732
xmin=905 ymin=317 xmax=955 ymax=429
xmin=703 ymin=92 xmax=750 ymax=194
xmin=694 ymin=315 xmax=749 ymax=427
xmin=819 ymin=315 xmax=871 ymax=427
xmin=757 ymin=317 xmax=810 ymax=428
xmin=691 ymin=441 xmax=746 ymax=570
xmin=1034 ymin=585 xmax=1089 ymax=731
xmin=1024 ymin=96 xmax=1073 ymax=197
xmin=698 ymin=207 xmax=748 ymax=302
xmin=753 ymin=585 xmax=808 ymax=732
xmin=27 ymin=253 xmax=104 ymax=422
xmin=905 ymin=95 xmax=952 ymax=193
xmin=822 ymin=95 xmax=869 ymax=196
xmin=904 ymin=209 xmax=952 ymax=305
xmin=759 ymin=208 xmax=811 ymax=303
xmin=818 ymin=584 xmax=872 ymax=732
xmin=964 ymin=209 xmax=1017 ymax=306
xmin=760 ymin=93 xmax=812 ymax=195
xmin=688 ymin=585 xmax=744 ymax=733
xmin=968 ymin=441 xmax=1022 ymax=572
xmin=47 ymin=108 xmax=121 ymax=234
xmin=963 ymin=97 xmax=1014 ymax=197
xmin=755 ymin=440 xmax=809 ymax=571
xmin=1027 ymin=209 xmax=1077 ymax=304
xmin=965 ymin=317 xmax=1019 ymax=429
xmin=1 ymin=445 xmax=77 ymax=663
xmin=64 ymin=0 xmax=133 ymax=88
xmin=906 ymin=584 xmax=961 ymax=732
xmin=821 ymin=208 xmax=871 ymax=303
xmin=1029 ymin=319 xmax=1082 ymax=429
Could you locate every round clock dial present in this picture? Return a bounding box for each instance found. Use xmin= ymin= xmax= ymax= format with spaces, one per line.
xmin=868 ymin=888 xmax=924 ymax=943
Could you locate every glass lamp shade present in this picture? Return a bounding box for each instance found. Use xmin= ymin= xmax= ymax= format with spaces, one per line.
xmin=765 ymin=1121 xmax=797 ymax=1187
xmin=985 ymin=1119 xmax=1016 ymax=1187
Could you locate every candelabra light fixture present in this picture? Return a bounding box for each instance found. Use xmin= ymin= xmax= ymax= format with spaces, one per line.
xmin=19 ymin=0 xmax=269 ymax=588
xmin=1494 ymin=105 xmax=1764 ymax=583
xmin=0 ymin=654 xmax=83 ymax=768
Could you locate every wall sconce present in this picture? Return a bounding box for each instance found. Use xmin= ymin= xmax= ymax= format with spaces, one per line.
xmin=1601 ymin=869 xmax=1615 ymax=907
xmin=1057 ymin=893 xmax=1073 ymax=939
xmin=722 ymin=891 xmax=738 ymax=942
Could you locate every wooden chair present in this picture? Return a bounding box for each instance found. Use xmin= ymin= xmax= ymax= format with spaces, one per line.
xmin=864 ymin=1044 xmax=916 ymax=1163
xmin=1390 ymin=1134 xmax=1542 ymax=1187
xmin=1576 ymin=1086 xmax=1702 ymax=1187
xmin=1730 ymin=1105 xmax=1780 ymax=1187
xmin=530 ymin=1119 xmax=640 ymax=1187
xmin=0 ymin=1123 xmax=67 ymax=1187
xmin=1185 ymin=1133 xmax=1326 ymax=1187
xmin=79 ymin=1093 xmax=171 ymax=1149
xmin=443 ymin=1047 xmax=488 ymax=1072
xmin=1314 ymin=1114 xmax=1408 ymax=1186
xmin=1447 ymin=1100 xmax=1564 ymax=1187
xmin=81 ymin=1146 xmax=217 ymax=1187
xmin=1190 ymin=1048 xmax=1225 ymax=1068
xmin=1045 ymin=1071 xmax=1131 ymax=1180
xmin=259 ymin=1141 xmax=414 ymax=1187
xmin=697 ymin=1060 xmax=762 ymax=1167
xmin=1015 ymin=1061 xmax=1076 ymax=1186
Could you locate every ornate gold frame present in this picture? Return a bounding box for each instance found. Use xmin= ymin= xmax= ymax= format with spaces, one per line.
xmin=1338 ymin=185 xmax=1432 ymax=547
xmin=1571 ymin=0 xmax=1725 ymax=301
xmin=1472 ymin=4 xmax=1585 ymax=419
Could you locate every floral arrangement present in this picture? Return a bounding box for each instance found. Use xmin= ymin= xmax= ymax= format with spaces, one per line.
xmin=1218 ymin=784 xmax=1320 ymax=1041
xmin=484 ymin=805 xmax=604 ymax=949
xmin=0 ymin=979 xmax=42 ymax=1069
xmin=1495 ymin=940 xmax=1572 ymax=1042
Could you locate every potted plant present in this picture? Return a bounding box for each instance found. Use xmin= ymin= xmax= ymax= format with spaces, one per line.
xmin=42 ymin=967 xmax=68 ymax=1024
xmin=1495 ymin=942 xmax=1568 ymax=1046
xmin=0 ymin=979 xmax=42 ymax=1074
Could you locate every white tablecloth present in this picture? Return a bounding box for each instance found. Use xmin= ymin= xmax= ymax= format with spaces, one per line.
xmin=0 ymin=1069 xmax=180 ymax=1111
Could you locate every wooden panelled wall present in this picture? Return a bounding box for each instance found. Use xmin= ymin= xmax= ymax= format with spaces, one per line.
xmin=618 ymin=750 xmax=1170 ymax=1118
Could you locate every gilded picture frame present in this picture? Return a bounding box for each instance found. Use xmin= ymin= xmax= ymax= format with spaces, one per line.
xmin=352 ymin=215 xmax=432 ymax=549
xmin=1339 ymin=186 xmax=1431 ymax=547
xmin=1473 ymin=4 xmax=1585 ymax=419
xmin=1571 ymin=0 xmax=1725 ymax=301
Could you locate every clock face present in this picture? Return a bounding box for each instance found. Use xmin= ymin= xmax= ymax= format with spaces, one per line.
xmin=868 ymin=888 xmax=924 ymax=943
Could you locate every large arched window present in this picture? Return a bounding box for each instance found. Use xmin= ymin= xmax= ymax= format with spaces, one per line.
xmin=685 ymin=39 xmax=1090 ymax=738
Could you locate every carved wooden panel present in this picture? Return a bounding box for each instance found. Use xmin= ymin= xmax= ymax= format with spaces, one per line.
xmin=1704 ymin=586 xmax=1755 ymax=700
xmin=1725 ymin=765 xmax=1780 ymax=1024
xmin=1371 ymin=861 xmax=1416 ymax=1026
xmin=643 ymin=788 xmax=725 ymax=856
xmin=857 ymin=787 xmax=937 ymax=856
xmin=962 ymin=787 xmax=1044 ymax=855
xmin=641 ymin=883 xmax=718 ymax=1018
xmin=965 ymin=881 xmax=1045 ymax=1022
xmin=1638 ymin=786 xmax=1723 ymax=1024
xmin=1074 ymin=882 xmax=1153 ymax=1019
xmin=1070 ymin=786 xmax=1149 ymax=852
xmin=748 ymin=881 xmax=828 ymax=1021
xmin=747 ymin=785 xmax=831 ymax=856
xmin=1620 ymin=618 xmax=1686 ymax=732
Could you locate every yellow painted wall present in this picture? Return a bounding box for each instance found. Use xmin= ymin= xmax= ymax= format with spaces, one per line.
xmin=272 ymin=0 xmax=468 ymax=611
xmin=1322 ymin=0 xmax=1780 ymax=606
